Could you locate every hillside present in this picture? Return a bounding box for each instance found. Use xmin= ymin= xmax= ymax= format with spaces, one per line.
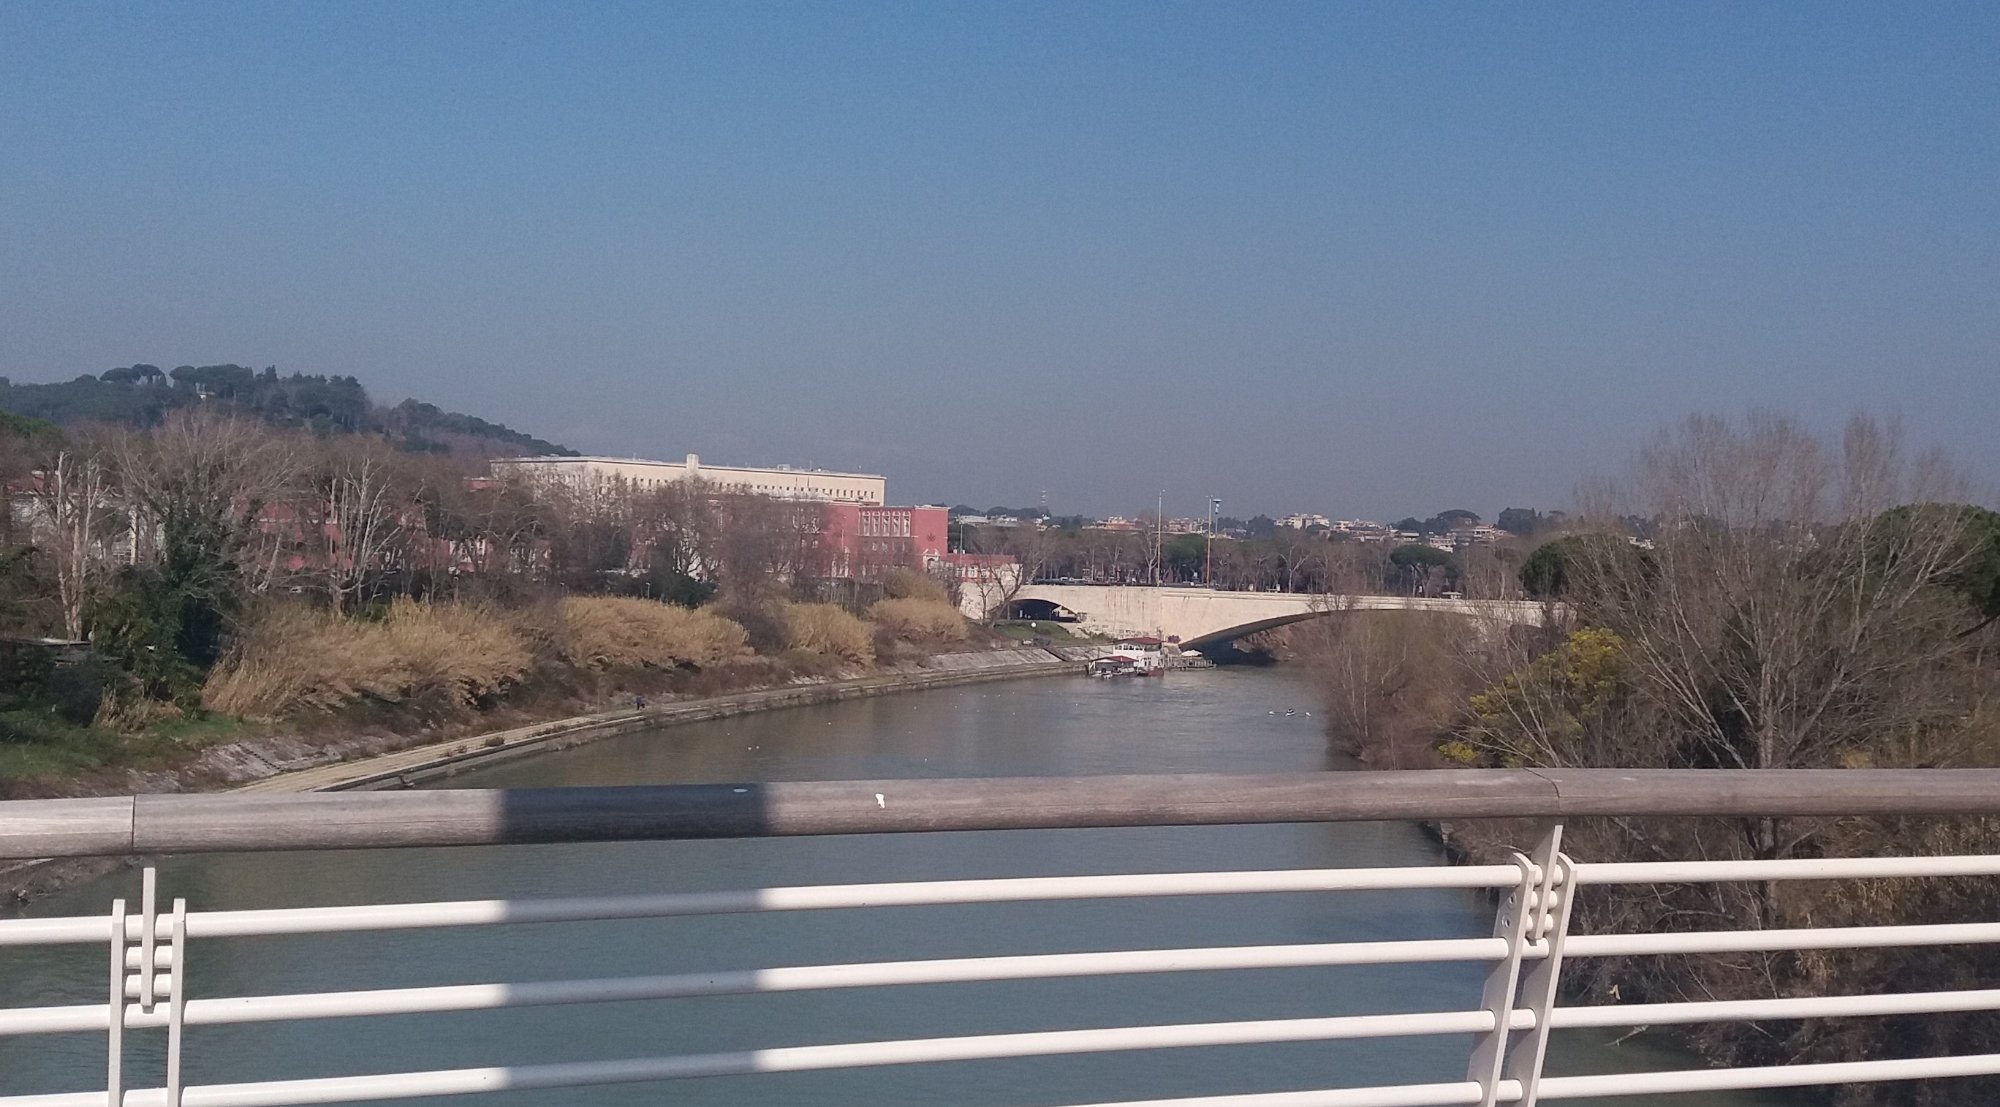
xmin=0 ymin=364 xmax=574 ymax=457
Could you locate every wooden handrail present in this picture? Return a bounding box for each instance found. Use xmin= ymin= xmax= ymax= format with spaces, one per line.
xmin=7 ymin=769 xmax=2000 ymax=859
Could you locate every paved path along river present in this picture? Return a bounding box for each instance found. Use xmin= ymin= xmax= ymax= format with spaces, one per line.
xmin=2 ymin=667 xmax=1789 ymax=1105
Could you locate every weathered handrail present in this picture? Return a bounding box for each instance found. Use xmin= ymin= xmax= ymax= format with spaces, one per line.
xmin=10 ymin=768 xmax=2000 ymax=859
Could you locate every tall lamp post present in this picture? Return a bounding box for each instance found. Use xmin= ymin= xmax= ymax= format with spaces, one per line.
xmin=1205 ymin=498 xmax=1220 ymax=586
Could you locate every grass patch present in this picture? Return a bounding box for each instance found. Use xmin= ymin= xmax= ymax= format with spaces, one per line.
xmin=0 ymin=707 xmax=258 ymax=791
xmin=988 ymin=619 xmax=1082 ymax=643
xmin=0 ymin=709 xmax=123 ymax=782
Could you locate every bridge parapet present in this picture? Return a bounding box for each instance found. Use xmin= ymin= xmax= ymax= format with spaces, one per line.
xmin=991 ymin=584 xmax=1552 ymax=647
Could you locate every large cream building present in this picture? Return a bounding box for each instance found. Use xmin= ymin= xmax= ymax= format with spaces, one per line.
xmin=494 ymin=454 xmax=885 ymax=505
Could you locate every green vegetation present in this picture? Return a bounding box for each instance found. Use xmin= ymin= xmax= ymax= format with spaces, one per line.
xmin=1516 ymin=534 xmax=1654 ymax=599
xmin=987 ymin=619 xmax=1083 ymax=643
xmin=0 ymin=364 xmax=573 ymax=456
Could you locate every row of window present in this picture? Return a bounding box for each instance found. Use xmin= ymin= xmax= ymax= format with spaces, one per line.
xmin=590 ymin=473 xmax=879 ymax=502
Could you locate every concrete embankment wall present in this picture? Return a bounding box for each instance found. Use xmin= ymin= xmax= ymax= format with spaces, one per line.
xmin=239 ymin=649 xmax=1083 ymax=793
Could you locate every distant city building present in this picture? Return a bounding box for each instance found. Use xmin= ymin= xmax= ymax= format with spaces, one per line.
xmin=953 ymin=514 xmax=1023 ymax=529
xmin=1280 ymin=513 xmax=1331 ymax=530
xmin=821 ymin=504 xmax=948 ymax=578
xmin=1331 ymin=519 xmax=1395 ymax=542
xmin=493 ymin=453 xmax=885 ymax=505
xmin=1449 ymin=524 xmax=1507 ymax=549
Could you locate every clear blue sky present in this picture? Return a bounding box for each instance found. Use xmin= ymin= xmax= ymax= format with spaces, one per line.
xmin=3 ymin=1 xmax=1995 ymax=520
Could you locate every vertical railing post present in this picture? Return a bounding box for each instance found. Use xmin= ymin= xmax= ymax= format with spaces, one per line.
xmin=1466 ymin=852 xmax=1536 ymax=1105
xmin=1465 ymin=823 xmax=1564 ymax=1107
xmin=137 ymin=866 xmax=158 ymax=1013
xmin=165 ymin=897 xmax=188 ymax=1107
xmin=105 ymin=896 xmax=126 ymax=1107
xmin=1504 ymin=846 xmax=1576 ymax=1107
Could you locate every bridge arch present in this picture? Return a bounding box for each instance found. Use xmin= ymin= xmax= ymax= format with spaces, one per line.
xmin=975 ymin=584 xmax=1552 ymax=648
xmin=1002 ymin=597 xmax=1085 ymax=623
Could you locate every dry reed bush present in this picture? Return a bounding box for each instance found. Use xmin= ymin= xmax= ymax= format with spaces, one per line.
xmin=388 ymin=601 xmax=533 ymax=704
xmin=876 ymin=567 xmax=951 ymax=605
xmin=783 ymin=602 xmax=874 ymax=666
xmin=556 ymin=596 xmax=749 ymax=671
xmin=865 ymin=597 xmax=970 ymax=645
xmin=203 ymin=601 xmax=530 ymax=718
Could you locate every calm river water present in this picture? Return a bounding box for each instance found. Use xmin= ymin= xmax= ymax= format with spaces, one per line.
xmin=3 ymin=667 xmax=1790 ymax=1105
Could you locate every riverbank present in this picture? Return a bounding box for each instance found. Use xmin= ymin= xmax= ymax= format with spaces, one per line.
xmin=2 ymin=665 xmax=1780 ymax=1106
xmin=1 ymin=648 xmax=1085 ymax=904
xmin=235 ymin=647 xmax=1082 ymax=792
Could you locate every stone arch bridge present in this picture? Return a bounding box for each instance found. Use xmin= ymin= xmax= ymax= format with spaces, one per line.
xmin=977 ymin=584 xmax=1552 ymax=650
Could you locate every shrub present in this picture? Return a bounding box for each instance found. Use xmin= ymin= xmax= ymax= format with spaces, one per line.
xmin=877 ymin=567 xmax=951 ymax=605
xmin=865 ymin=597 xmax=969 ymax=645
xmin=784 ymin=602 xmax=874 ymax=666
xmin=39 ymin=656 xmax=118 ymax=726
xmin=709 ymin=588 xmax=788 ymax=654
xmin=556 ymin=596 xmax=749 ymax=671
xmin=203 ymin=601 xmax=531 ymax=718
xmin=85 ymin=572 xmax=203 ymax=707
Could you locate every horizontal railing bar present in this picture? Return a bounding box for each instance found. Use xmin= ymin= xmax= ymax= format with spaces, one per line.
xmin=1537 ymin=1051 xmax=2000 ymax=1098
xmin=1052 ymin=1083 xmax=1504 ymax=1107
xmin=14 ymin=768 xmax=2000 ymax=858
xmin=1566 ymin=920 xmax=2000 ymax=957
xmin=0 ymin=867 xmax=1523 ymax=947
xmin=0 ymin=916 xmax=110 ymax=947
xmin=0 ymin=1012 xmax=1507 ymax=1107
xmin=1550 ymin=987 xmax=2000 ymax=1028
xmin=12 ymin=853 xmax=1997 ymax=948
xmin=1572 ymin=855 xmax=2000 ymax=885
xmin=179 ymin=866 xmax=1523 ymax=939
xmin=23 ymin=976 xmax=2000 ymax=1040
xmin=0 ymin=938 xmax=1514 ymax=1035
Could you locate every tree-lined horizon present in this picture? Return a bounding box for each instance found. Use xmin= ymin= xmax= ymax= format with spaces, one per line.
xmin=0 ymin=363 xmax=574 ymax=458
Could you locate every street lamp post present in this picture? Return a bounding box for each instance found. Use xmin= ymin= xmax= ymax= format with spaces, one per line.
xmin=1205 ymin=498 xmax=1220 ymax=586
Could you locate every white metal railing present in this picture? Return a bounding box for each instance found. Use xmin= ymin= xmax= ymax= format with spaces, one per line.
xmin=11 ymin=772 xmax=2000 ymax=1105
xmin=7 ymin=830 xmax=2000 ymax=1105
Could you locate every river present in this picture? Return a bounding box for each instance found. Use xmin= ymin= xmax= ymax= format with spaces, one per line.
xmin=3 ymin=667 xmax=1790 ymax=1105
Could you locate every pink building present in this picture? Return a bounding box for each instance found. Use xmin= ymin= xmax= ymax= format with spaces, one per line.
xmin=820 ymin=504 xmax=950 ymax=578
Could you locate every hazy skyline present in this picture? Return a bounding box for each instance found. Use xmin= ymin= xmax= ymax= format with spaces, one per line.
xmin=3 ymin=2 xmax=1995 ymax=521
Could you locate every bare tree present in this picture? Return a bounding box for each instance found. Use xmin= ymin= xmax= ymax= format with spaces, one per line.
xmin=1447 ymin=413 xmax=2000 ymax=1084
xmin=111 ymin=410 xmax=302 ymax=663
xmin=1294 ymin=602 xmax=1481 ymax=768
xmin=630 ymin=480 xmax=716 ymax=586
xmin=1573 ymin=413 xmax=1979 ymax=783
xmin=960 ymin=523 xmax=1061 ymax=621
xmin=301 ymin=439 xmax=410 ymax=611
xmin=26 ymin=437 xmax=117 ymax=639
xmin=1273 ymin=528 xmax=1326 ymax=593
